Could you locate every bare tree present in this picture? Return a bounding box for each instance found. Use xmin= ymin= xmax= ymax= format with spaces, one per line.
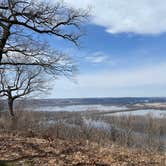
xmin=0 ymin=64 xmax=48 ymax=116
xmin=0 ymin=0 xmax=88 ymax=116
xmin=0 ymin=0 xmax=88 ymax=74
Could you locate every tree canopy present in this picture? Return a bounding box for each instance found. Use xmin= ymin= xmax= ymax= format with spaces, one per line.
xmin=0 ymin=0 xmax=88 ymax=76
xmin=0 ymin=0 xmax=89 ymax=116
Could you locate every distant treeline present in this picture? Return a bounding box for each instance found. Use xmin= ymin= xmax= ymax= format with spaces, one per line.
xmin=1 ymin=97 xmax=166 ymax=109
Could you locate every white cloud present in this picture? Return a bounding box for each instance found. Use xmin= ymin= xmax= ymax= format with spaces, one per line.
xmin=77 ymin=64 xmax=166 ymax=88
xmin=85 ymin=52 xmax=110 ymax=64
xmin=64 ymin=0 xmax=166 ymax=34
xmin=50 ymin=62 xmax=166 ymax=98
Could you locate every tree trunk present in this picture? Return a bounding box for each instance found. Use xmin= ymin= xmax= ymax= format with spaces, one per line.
xmin=0 ymin=50 xmax=2 ymax=63
xmin=0 ymin=25 xmax=11 ymax=63
xmin=8 ymin=98 xmax=14 ymax=117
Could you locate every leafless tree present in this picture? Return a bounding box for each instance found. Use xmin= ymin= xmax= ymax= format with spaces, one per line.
xmin=0 ymin=0 xmax=88 ymax=116
xmin=0 ymin=0 xmax=88 ymax=74
xmin=0 ymin=64 xmax=48 ymax=116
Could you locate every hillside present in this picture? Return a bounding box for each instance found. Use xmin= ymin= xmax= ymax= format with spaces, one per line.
xmin=0 ymin=132 xmax=165 ymax=166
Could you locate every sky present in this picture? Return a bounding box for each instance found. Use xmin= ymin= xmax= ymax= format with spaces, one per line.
xmin=48 ymin=0 xmax=166 ymax=98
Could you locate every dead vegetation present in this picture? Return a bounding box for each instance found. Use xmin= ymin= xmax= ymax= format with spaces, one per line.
xmin=0 ymin=106 xmax=166 ymax=165
xmin=0 ymin=108 xmax=166 ymax=150
xmin=0 ymin=132 xmax=166 ymax=166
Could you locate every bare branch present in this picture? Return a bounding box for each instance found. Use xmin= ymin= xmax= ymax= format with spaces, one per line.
xmin=0 ymin=64 xmax=49 ymax=116
xmin=0 ymin=0 xmax=89 ymax=66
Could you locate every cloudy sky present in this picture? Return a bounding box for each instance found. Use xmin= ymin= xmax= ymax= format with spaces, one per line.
xmin=49 ymin=0 xmax=166 ymax=98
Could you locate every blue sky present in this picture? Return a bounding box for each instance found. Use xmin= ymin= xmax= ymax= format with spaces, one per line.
xmin=47 ymin=0 xmax=166 ymax=98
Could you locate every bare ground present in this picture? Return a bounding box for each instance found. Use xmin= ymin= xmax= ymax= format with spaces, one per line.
xmin=0 ymin=132 xmax=166 ymax=166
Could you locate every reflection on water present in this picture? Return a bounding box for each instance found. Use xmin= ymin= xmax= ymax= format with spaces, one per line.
xmin=32 ymin=104 xmax=127 ymax=112
xmin=83 ymin=118 xmax=111 ymax=130
xmin=105 ymin=109 xmax=166 ymax=117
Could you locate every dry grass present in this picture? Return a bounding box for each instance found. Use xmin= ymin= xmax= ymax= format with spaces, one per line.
xmin=0 ymin=132 xmax=166 ymax=166
xmin=0 ymin=103 xmax=166 ymax=166
xmin=0 ymin=109 xmax=166 ymax=152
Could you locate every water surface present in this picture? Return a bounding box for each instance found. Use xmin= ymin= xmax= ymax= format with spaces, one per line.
xmin=32 ymin=104 xmax=127 ymax=112
xmin=105 ymin=109 xmax=166 ymax=117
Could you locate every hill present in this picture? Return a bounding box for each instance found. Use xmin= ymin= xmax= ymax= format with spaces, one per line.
xmin=0 ymin=132 xmax=165 ymax=166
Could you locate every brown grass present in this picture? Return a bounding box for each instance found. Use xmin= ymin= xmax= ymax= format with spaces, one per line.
xmin=0 ymin=132 xmax=166 ymax=166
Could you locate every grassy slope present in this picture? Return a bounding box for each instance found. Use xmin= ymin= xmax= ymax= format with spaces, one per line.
xmin=0 ymin=132 xmax=165 ymax=166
